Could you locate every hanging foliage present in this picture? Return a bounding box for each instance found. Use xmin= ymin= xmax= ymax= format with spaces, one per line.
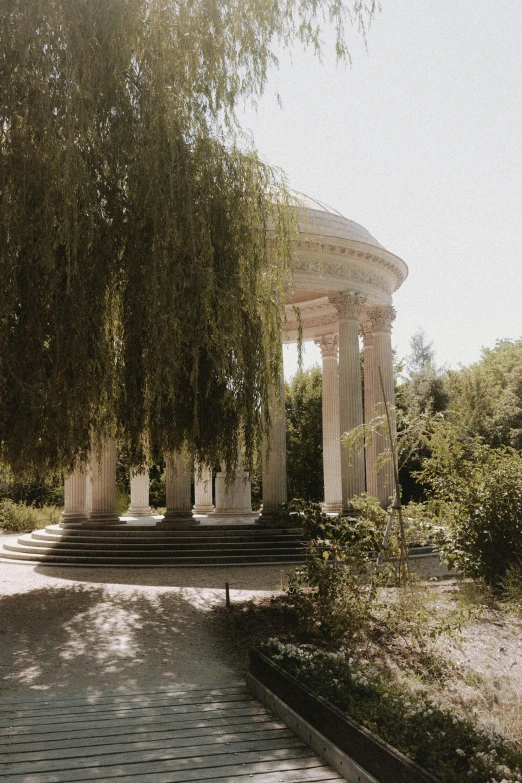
xmin=0 ymin=0 xmax=376 ymax=477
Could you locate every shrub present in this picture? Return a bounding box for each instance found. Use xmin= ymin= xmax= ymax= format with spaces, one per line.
xmin=280 ymin=496 xmax=396 ymax=648
xmin=0 ymin=500 xmax=59 ymax=533
xmin=419 ymin=423 xmax=522 ymax=586
xmin=402 ymin=501 xmax=439 ymax=546
xmin=501 ymin=559 xmax=522 ymax=605
xmin=288 ymin=559 xmax=375 ymax=649
xmin=149 ymin=469 xmax=166 ymax=508
xmin=0 ymin=472 xmax=63 ymax=507
xmin=116 ymin=488 xmax=130 ymax=517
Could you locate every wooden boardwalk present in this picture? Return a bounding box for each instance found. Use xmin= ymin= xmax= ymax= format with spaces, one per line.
xmin=0 ymin=683 xmax=345 ymax=783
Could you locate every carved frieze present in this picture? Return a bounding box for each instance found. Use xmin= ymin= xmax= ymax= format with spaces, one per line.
xmin=292 ymin=255 xmax=390 ymax=294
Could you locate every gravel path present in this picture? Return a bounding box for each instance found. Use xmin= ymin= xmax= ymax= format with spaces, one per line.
xmin=0 ymin=533 xmax=285 ymax=699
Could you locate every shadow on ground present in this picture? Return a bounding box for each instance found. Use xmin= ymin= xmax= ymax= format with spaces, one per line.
xmin=33 ymin=564 xmax=287 ymax=590
xmin=0 ymin=585 xmax=239 ymax=698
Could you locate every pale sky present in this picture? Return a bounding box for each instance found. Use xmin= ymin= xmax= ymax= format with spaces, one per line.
xmin=237 ymin=0 xmax=522 ymax=378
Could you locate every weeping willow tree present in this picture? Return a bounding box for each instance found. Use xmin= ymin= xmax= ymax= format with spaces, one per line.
xmin=0 ymin=0 xmax=377 ymax=478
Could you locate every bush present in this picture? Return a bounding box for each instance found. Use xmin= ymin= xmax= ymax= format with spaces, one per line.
xmin=149 ymin=468 xmax=166 ymax=509
xmin=501 ymin=559 xmax=522 ymax=605
xmin=288 ymin=559 xmax=375 ymax=649
xmin=262 ymin=640 xmax=522 ymax=783
xmin=0 ymin=471 xmax=63 ymax=507
xmin=419 ymin=423 xmax=522 ymax=586
xmin=279 ymin=496 xmax=395 ymax=648
xmin=0 ymin=499 xmax=60 ymax=533
xmin=116 ymin=488 xmax=130 ymax=517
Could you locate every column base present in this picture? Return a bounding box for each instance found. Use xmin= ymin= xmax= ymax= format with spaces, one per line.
xmin=60 ymin=511 xmax=89 ymax=527
xmin=84 ymin=511 xmax=123 ymax=527
xmin=322 ymin=502 xmax=343 ymax=515
xmin=257 ymin=507 xmax=281 ymax=525
xmin=213 ymin=508 xmax=257 ymax=517
xmin=192 ymin=504 xmax=215 ymax=515
xmin=157 ymin=512 xmax=199 ymax=529
xmin=126 ymin=506 xmax=153 ymax=517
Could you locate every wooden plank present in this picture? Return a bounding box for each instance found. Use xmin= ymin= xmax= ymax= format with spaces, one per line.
xmin=0 ymin=690 xmax=251 ymax=721
xmin=95 ymin=772 xmax=342 ymax=783
xmin=0 ymin=706 xmax=272 ymax=741
xmin=0 ymin=683 xmax=347 ymax=783
xmin=3 ymin=752 xmax=330 ymax=783
xmin=0 ymin=718 xmax=288 ymax=753
xmin=0 ymin=699 xmax=267 ymax=733
xmin=0 ymin=681 xmax=245 ymax=708
xmin=0 ymin=684 xmax=247 ymax=714
xmin=0 ymin=733 xmax=304 ymax=773
xmin=12 ymin=771 xmax=342 ymax=783
xmin=0 ymin=712 xmax=278 ymax=747
xmin=1 ymin=740 xmax=309 ymax=776
xmin=1 ymin=727 xmax=297 ymax=764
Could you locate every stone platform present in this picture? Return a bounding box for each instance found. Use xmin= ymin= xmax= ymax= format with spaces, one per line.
xmin=0 ymin=520 xmax=307 ymax=568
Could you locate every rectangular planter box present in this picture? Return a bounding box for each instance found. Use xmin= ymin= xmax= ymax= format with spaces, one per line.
xmin=247 ymin=648 xmax=441 ymax=783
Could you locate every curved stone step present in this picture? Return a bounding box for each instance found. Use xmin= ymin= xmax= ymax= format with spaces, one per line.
xmin=30 ymin=531 xmax=302 ymax=545
xmin=0 ymin=523 xmax=307 ymax=567
xmin=0 ymin=547 xmax=306 ymax=566
xmin=15 ymin=542 xmax=305 ymax=556
xmin=42 ymin=520 xmax=303 ymax=539
xmin=5 ymin=540 xmax=304 ymax=556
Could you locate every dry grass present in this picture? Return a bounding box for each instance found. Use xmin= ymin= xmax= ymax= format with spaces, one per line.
xmin=0 ymin=501 xmax=61 ymax=533
xmin=214 ymin=576 xmax=522 ymax=748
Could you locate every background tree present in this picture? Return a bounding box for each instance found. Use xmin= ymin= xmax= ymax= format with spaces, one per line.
xmin=396 ymin=329 xmax=449 ymax=502
xmin=0 ymin=0 xmax=376 ymax=479
xmin=446 ymin=339 xmax=522 ymax=449
xmin=285 ymin=367 xmax=323 ymax=501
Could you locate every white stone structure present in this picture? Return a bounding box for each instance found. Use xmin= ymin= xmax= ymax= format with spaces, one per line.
xmin=193 ymin=465 xmax=215 ymax=514
xmin=89 ymin=438 xmax=121 ymax=525
xmin=60 ymin=466 xmax=89 ymax=526
xmin=281 ymin=193 xmax=407 ymax=509
xmin=260 ymin=370 xmax=287 ymax=521
xmin=161 ymin=452 xmax=197 ymax=527
xmin=60 ymin=192 xmax=407 ymax=529
xmin=128 ymin=468 xmax=153 ymax=517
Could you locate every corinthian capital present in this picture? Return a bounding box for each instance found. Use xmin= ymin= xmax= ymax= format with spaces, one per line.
xmin=364 ymin=305 xmax=396 ymax=333
xmin=359 ymin=320 xmax=374 ymax=342
xmin=329 ymin=291 xmax=367 ymax=321
xmin=315 ymin=334 xmax=338 ymax=359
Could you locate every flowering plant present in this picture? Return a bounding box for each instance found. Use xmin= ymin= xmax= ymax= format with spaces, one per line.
xmin=262 ymin=639 xmax=522 ymax=783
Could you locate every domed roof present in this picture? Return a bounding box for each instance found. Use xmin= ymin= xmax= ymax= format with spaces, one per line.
xmin=290 ymin=190 xmax=385 ymax=250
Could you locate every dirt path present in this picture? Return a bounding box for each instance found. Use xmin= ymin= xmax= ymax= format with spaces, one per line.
xmin=0 ymin=534 xmax=285 ymax=699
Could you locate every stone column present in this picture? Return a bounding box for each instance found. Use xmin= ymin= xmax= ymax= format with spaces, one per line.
xmin=89 ymin=438 xmax=121 ymax=525
xmin=127 ymin=468 xmax=152 ymax=517
xmin=161 ymin=452 xmax=197 ymax=528
xmin=363 ymin=306 xmax=396 ymax=506
xmin=193 ymin=464 xmax=214 ymax=514
xmin=85 ymin=472 xmax=92 ymax=514
xmin=330 ymin=292 xmax=366 ymax=510
xmin=260 ymin=371 xmax=287 ymax=522
xmin=214 ymin=453 xmax=254 ymax=516
xmin=316 ymin=335 xmax=343 ymax=514
xmin=60 ymin=466 xmax=89 ymax=527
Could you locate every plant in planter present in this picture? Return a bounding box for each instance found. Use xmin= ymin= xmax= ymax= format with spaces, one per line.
xmin=260 ymin=640 xmax=522 ymax=783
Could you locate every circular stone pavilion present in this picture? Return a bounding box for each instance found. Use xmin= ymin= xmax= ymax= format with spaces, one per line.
xmin=60 ymin=192 xmax=409 ymax=528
